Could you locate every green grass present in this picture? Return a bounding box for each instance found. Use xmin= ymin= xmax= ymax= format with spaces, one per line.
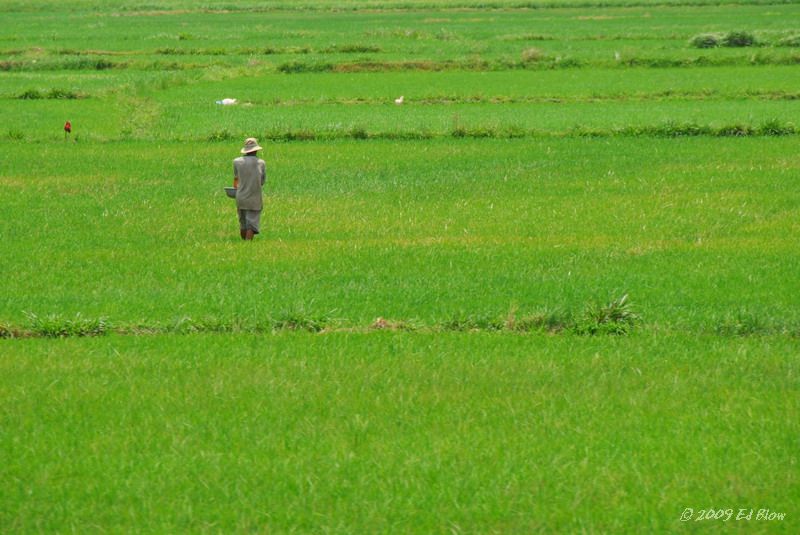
xmin=1 ymin=136 xmax=798 ymax=333
xmin=6 ymin=66 xmax=800 ymax=142
xmin=2 ymin=333 xmax=798 ymax=532
xmin=3 ymin=3 xmax=800 ymax=69
xmin=1 ymin=0 xmax=799 ymax=531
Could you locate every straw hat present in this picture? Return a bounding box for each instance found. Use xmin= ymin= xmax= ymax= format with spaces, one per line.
xmin=241 ymin=137 xmax=263 ymax=154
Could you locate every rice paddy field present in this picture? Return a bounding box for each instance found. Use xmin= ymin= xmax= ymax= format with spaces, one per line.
xmin=1 ymin=0 xmax=799 ymax=532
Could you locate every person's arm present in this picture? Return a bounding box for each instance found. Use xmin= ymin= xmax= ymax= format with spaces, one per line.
xmin=233 ymin=162 xmax=239 ymax=188
xmin=260 ymin=160 xmax=266 ymax=186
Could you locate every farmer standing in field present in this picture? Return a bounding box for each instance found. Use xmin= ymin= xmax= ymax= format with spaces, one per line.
xmin=233 ymin=137 xmax=267 ymax=240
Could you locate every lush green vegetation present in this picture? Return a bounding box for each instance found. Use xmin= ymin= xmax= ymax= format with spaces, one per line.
xmin=1 ymin=0 xmax=798 ymax=532
xmin=2 ymin=333 xmax=797 ymax=532
xmin=1 ymin=136 xmax=799 ymax=335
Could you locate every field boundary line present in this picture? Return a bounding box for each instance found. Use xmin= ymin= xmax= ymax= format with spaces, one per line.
xmin=4 ymin=306 xmax=799 ymax=340
xmin=203 ymin=121 xmax=798 ymax=144
xmin=3 ymin=0 xmax=793 ymax=15
xmin=4 ymin=53 xmax=800 ymax=74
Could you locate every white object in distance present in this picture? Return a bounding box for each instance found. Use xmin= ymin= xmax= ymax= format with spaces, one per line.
xmin=394 ymin=95 xmax=404 ymax=105
xmin=216 ymin=98 xmax=238 ymax=105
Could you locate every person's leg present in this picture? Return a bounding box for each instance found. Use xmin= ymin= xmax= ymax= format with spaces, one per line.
xmin=238 ymin=210 xmax=247 ymax=240
xmin=244 ymin=210 xmax=261 ymax=241
xmin=251 ymin=210 xmax=261 ymax=238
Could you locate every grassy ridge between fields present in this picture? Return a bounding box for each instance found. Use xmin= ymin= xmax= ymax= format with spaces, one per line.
xmin=0 ymin=0 xmax=797 ymax=12
xmin=3 ymin=53 xmax=800 ymax=73
xmin=1 ymin=332 xmax=797 ymax=532
xmin=1 ymin=294 xmax=798 ymax=339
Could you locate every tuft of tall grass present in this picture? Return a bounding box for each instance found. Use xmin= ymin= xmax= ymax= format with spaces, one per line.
xmin=689 ymin=33 xmax=721 ymax=49
xmin=758 ymin=118 xmax=796 ymax=135
xmin=575 ymin=294 xmax=640 ymax=336
xmin=690 ymin=31 xmax=758 ymax=49
xmin=24 ymin=312 xmax=109 ymax=338
xmin=349 ymin=126 xmax=369 ymax=139
xmin=269 ymin=306 xmax=337 ymax=333
xmin=207 ymin=129 xmax=235 ymax=142
xmin=521 ymin=47 xmax=546 ymax=64
xmin=6 ymin=129 xmax=25 ymax=140
xmin=778 ymin=34 xmax=800 ymax=47
xmin=17 ymin=88 xmax=45 ymax=100
xmin=16 ymin=88 xmax=82 ymax=100
xmin=715 ymin=123 xmax=754 ymax=137
xmin=722 ymin=30 xmax=757 ymax=48
xmin=0 ymin=322 xmax=15 ymax=339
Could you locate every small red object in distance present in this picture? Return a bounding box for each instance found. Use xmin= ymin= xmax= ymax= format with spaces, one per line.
xmin=64 ymin=121 xmax=72 ymax=133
